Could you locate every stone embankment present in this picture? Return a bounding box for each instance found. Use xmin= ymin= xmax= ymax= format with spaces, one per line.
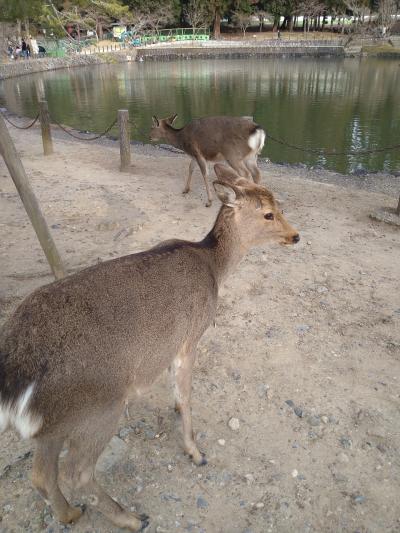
xmin=0 ymin=50 xmax=135 ymax=80
xmin=137 ymin=41 xmax=345 ymax=61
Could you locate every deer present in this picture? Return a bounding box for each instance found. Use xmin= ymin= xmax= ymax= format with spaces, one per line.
xmin=0 ymin=164 xmax=299 ymax=532
xmin=150 ymin=115 xmax=266 ymax=207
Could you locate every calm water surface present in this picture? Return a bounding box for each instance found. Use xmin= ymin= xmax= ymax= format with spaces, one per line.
xmin=1 ymin=58 xmax=399 ymax=174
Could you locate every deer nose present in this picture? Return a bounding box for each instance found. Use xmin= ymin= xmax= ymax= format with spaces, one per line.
xmin=292 ymin=234 xmax=300 ymax=244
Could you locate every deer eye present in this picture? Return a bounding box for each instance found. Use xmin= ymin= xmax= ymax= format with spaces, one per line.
xmin=264 ymin=213 xmax=274 ymax=220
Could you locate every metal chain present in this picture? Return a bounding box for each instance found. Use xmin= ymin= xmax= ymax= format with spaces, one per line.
xmin=52 ymin=119 xmax=117 ymax=141
xmin=2 ymin=109 xmax=399 ymax=156
xmin=266 ymin=132 xmax=400 ymax=157
xmin=0 ymin=112 xmax=40 ymax=130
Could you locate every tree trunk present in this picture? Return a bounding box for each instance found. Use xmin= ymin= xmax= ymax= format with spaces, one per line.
xmin=77 ymin=24 xmax=80 ymax=42
xmin=288 ymin=16 xmax=294 ymax=32
xmin=25 ymin=18 xmax=30 ymax=37
xmin=17 ymin=19 xmax=22 ymax=42
xmin=213 ymin=8 xmax=221 ymax=39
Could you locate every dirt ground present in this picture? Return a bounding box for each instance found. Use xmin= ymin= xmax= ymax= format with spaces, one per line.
xmin=0 ymin=124 xmax=399 ymax=533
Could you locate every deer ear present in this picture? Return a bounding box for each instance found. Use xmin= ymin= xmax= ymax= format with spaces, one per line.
xmin=213 ymin=163 xmax=241 ymax=184
xmin=213 ymin=181 xmax=240 ymax=207
xmin=166 ymin=113 xmax=178 ymax=125
xmin=152 ymin=115 xmax=159 ymax=127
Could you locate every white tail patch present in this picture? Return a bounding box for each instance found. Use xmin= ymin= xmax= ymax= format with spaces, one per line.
xmin=248 ymin=129 xmax=266 ymax=154
xmin=0 ymin=383 xmax=43 ymax=439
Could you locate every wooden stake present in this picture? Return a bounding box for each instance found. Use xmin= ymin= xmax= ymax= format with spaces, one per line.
xmin=118 ymin=109 xmax=131 ymax=171
xmin=39 ymin=99 xmax=53 ymax=155
xmin=0 ymin=114 xmax=66 ymax=280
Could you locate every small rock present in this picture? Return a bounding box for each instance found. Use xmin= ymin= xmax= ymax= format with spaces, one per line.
xmin=339 ymin=436 xmax=352 ymax=449
xmin=231 ymin=369 xmax=241 ymax=382
xmin=119 ymin=427 xmax=132 ymax=439
xmin=228 ymin=417 xmax=240 ymax=431
xmin=352 ymin=494 xmax=366 ymax=504
xmin=97 ymin=436 xmax=128 ymax=473
xmin=196 ymin=496 xmax=209 ymax=509
xmin=257 ymin=384 xmax=269 ymax=398
xmin=291 ymin=469 xmax=298 ymax=478
xmin=255 ymin=502 xmax=264 ymax=509
xmin=167 ymin=464 xmax=173 ymax=472
xmin=285 ymin=400 xmax=295 ymax=408
xmin=294 ymin=406 xmax=304 ymax=418
xmin=145 ymin=429 xmax=157 ymax=439
xmin=308 ymin=416 xmax=320 ymax=427
xmin=307 ymin=241 xmax=312 ymax=245
xmin=244 ymin=473 xmax=255 ymax=484
xmin=218 ymin=439 xmax=226 ymax=446
xmin=321 ymin=416 xmax=329 ymax=424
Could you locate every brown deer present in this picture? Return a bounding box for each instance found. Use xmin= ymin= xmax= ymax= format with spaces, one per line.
xmin=0 ymin=165 xmax=299 ymax=532
xmin=150 ymin=115 xmax=266 ymax=207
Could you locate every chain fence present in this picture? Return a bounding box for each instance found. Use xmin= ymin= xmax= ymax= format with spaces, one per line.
xmin=1 ymin=109 xmax=400 ymax=157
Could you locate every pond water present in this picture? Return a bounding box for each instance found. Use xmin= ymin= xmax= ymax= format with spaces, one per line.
xmin=1 ymin=57 xmax=400 ymax=174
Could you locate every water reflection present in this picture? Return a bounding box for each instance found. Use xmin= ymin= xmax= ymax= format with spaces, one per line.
xmin=1 ymin=58 xmax=399 ymax=173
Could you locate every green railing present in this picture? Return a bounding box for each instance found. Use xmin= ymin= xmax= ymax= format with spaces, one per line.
xmin=120 ymin=27 xmax=210 ymax=45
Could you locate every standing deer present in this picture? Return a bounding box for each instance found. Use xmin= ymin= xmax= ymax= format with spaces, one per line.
xmin=150 ymin=115 xmax=266 ymax=207
xmin=0 ymin=165 xmax=299 ymax=532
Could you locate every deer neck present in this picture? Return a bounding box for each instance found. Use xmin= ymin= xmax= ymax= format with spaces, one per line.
xmin=203 ymin=207 xmax=247 ymax=284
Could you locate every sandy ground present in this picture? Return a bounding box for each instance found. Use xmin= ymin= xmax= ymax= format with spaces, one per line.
xmin=0 ymin=124 xmax=399 ymax=533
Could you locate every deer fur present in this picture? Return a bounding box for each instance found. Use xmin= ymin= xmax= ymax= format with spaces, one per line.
xmin=0 ymin=164 xmax=299 ymax=532
xmin=150 ymin=115 xmax=266 ymax=207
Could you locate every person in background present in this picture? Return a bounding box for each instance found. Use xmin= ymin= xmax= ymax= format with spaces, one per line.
xmin=21 ymin=38 xmax=27 ymax=58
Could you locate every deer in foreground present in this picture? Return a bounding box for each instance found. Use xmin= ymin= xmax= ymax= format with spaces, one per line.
xmin=150 ymin=115 xmax=266 ymax=207
xmin=0 ymin=164 xmax=299 ymax=532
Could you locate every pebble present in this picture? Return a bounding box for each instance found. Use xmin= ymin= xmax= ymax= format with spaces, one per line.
xmin=339 ymin=436 xmax=352 ymax=449
xmin=292 ymin=469 xmax=298 ymax=478
xmin=119 ymin=427 xmax=132 ymax=439
xmin=244 ymin=473 xmax=255 ymax=484
xmin=285 ymin=399 xmax=295 ymax=408
xmin=308 ymin=415 xmax=321 ymax=427
xmin=218 ymin=439 xmax=226 ymax=446
xmin=255 ymin=502 xmax=264 ymax=509
xmin=257 ymin=383 xmax=270 ymax=398
xmin=167 ymin=464 xmax=173 ymax=472
xmin=321 ymin=416 xmax=329 ymax=424
xmin=228 ymin=417 xmax=240 ymax=431
xmin=196 ymin=496 xmax=209 ymax=509
xmin=352 ymin=494 xmax=366 ymax=504
xmin=294 ymin=406 xmax=304 ymax=418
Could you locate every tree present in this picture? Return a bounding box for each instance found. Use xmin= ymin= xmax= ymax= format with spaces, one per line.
xmin=184 ymin=0 xmax=213 ymax=32
xmin=232 ymin=10 xmax=254 ymax=34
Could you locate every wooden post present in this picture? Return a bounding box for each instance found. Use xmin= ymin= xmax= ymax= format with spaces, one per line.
xmin=118 ymin=109 xmax=131 ymax=171
xmin=0 ymin=114 xmax=66 ymax=280
xmin=39 ymin=100 xmax=53 ymax=155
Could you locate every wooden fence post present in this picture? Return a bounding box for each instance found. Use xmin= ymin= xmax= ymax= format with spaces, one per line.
xmin=118 ymin=109 xmax=131 ymax=171
xmin=0 ymin=114 xmax=66 ymax=280
xmin=39 ymin=99 xmax=53 ymax=155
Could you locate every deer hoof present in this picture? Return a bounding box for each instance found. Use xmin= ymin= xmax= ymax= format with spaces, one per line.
xmin=59 ymin=505 xmax=84 ymax=524
xmin=205 ymin=201 xmax=212 ymax=208
xmin=139 ymin=517 xmax=150 ymax=532
xmin=182 ymin=188 xmax=190 ymax=195
xmin=190 ymin=451 xmax=207 ymax=467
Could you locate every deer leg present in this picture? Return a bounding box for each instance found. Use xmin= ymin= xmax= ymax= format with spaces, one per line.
xmin=171 ymin=352 xmax=206 ymax=466
xmin=32 ymin=435 xmax=83 ymax=524
xmin=244 ymin=157 xmax=262 ymax=184
xmin=65 ymin=402 xmax=149 ymax=532
xmin=183 ymin=158 xmax=196 ymax=195
xmin=195 ymin=156 xmax=213 ymax=207
xmin=227 ymin=159 xmax=253 ymax=181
